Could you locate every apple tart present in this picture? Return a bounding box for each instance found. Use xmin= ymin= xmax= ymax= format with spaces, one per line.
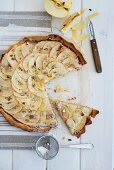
xmin=0 ymin=34 xmax=87 ymax=132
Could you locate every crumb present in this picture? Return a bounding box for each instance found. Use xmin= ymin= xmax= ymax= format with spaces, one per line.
xmin=62 ymin=109 xmax=66 ymax=113
xmin=62 ymin=136 xmax=66 ymax=140
xmin=68 ymin=97 xmax=77 ymax=101
xmin=58 ymin=95 xmax=63 ymax=100
xmin=54 ymin=85 xmax=69 ymax=93
xmin=68 ymin=139 xmax=72 ymax=141
xmin=47 ymin=87 xmax=51 ymax=90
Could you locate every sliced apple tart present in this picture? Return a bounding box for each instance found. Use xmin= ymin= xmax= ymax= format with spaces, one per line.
xmin=0 ymin=34 xmax=87 ymax=132
xmin=52 ymin=100 xmax=99 ymax=137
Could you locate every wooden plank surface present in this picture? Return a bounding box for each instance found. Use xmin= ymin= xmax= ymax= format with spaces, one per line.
xmin=13 ymin=150 xmax=45 ymax=170
xmin=0 ymin=2 xmax=14 ymax=169
xmin=48 ymin=148 xmax=80 ymax=170
xmin=14 ymin=0 xmax=45 ymax=11
xmin=13 ymin=0 xmax=81 ymax=170
xmin=0 ymin=0 xmax=113 ymax=170
xmin=0 ymin=150 xmax=12 ymax=170
xmin=0 ymin=0 xmax=14 ymax=11
xmin=81 ymin=0 xmax=113 ymax=170
xmin=49 ymin=1 xmax=82 ymax=170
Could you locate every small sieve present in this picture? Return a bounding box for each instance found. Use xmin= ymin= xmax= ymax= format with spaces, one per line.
xmin=36 ymin=135 xmax=59 ymax=160
xmin=0 ymin=135 xmax=93 ymax=160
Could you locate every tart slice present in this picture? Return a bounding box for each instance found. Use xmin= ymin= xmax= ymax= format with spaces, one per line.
xmin=52 ymin=100 xmax=99 ymax=137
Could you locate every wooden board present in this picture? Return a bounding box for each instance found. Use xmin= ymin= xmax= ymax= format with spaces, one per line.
xmin=0 ymin=0 xmax=113 ymax=170
xmin=81 ymin=0 xmax=113 ymax=170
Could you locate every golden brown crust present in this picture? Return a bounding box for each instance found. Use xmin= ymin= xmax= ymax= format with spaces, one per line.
xmin=1 ymin=38 xmax=28 ymax=58
xmin=0 ymin=108 xmax=51 ymax=132
xmin=91 ymin=109 xmax=99 ymax=118
xmin=74 ymin=127 xmax=86 ymax=138
xmin=0 ymin=34 xmax=86 ymax=132
xmin=1 ymin=34 xmax=86 ymax=65
xmin=74 ymin=109 xmax=99 ymax=138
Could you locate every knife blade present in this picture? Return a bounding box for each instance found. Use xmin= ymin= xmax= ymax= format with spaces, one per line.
xmin=88 ymin=20 xmax=102 ymax=73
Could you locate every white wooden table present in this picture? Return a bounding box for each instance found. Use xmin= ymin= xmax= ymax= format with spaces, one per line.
xmin=0 ymin=0 xmax=113 ymax=170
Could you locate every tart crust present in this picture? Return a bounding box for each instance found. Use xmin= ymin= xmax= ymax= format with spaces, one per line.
xmin=74 ymin=109 xmax=99 ymax=138
xmin=1 ymin=34 xmax=87 ymax=65
xmin=0 ymin=108 xmax=51 ymax=132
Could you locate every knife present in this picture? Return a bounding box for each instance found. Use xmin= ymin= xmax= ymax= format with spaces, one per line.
xmin=88 ymin=20 xmax=102 ymax=73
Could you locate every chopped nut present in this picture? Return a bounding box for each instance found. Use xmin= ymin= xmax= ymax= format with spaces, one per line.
xmin=7 ymin=75 xmax=11 ymax=79
xmin=25 ymin=119 xmax=29 ymax=122
xmin=26 ymin=42 xmax=29 ymax=45
xmin=68 ymin=97 xmax=76 ymax=101
xmin=29 ymin=115 xmax=34 ymax=119
xmin=46 ymin=114 xmax=54 ymax=119
xmin=19 ymin=67 xmax=23 ymax=71
xmin=7 ymin=96 xmax=12 ymax=101
xmin=54 ymin=85 xmax=69 ymax=93
xmin=81 ymin=112 xmax=84 ymax=116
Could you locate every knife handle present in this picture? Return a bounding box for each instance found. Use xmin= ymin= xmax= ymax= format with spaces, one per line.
xmin=90 ymin=39 xmax=102 ymax=73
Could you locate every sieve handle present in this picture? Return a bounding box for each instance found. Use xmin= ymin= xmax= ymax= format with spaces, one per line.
xmin=60 ymin=143 xmax=94 ymax=149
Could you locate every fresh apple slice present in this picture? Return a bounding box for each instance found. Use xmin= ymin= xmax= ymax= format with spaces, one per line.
xmin=53 ymin=0 xmax=72 ymax=9
xmin=61 ymin=12 xmax=80 ymax=32
xmin=44 ymin=0 xmax=69 ymax=18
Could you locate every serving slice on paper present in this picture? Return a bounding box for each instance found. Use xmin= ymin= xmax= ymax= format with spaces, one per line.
xmin=52 ymin=100 xmax=99 ymax=138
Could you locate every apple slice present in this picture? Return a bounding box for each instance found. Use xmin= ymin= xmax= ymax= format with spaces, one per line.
xmin=53 ymin=0 xmax=72 ymax=9
xmin=45 ymin=0 xmax=70 ymax=18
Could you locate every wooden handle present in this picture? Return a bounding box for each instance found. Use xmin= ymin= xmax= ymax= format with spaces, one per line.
xmin=90 ymin=39 xmax=102 ymax=73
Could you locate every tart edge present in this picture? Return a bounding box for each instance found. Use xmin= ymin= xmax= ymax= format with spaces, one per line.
xmin=74 ymin=109 xmax=99 ymax=138
xmin=0 ymin=108 xmax=51 ymax=132
xmin=1 ymin=34 xmax=87 ymax=65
